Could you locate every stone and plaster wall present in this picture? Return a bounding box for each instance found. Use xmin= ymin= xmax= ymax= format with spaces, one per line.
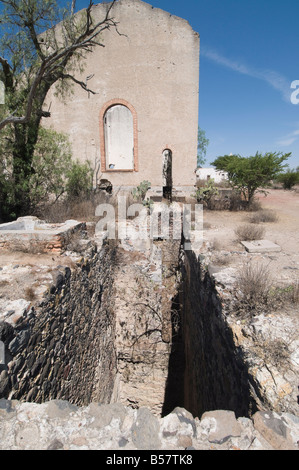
xmin=110 ymin=223 xmax=183 ymax=415
xmin=44 ymin=0 xmax=199 ymax=189
xmin=0 ymin=217 xmax=87 ymax=254
xmin=0 ymin=216 xmax=183 ymax=417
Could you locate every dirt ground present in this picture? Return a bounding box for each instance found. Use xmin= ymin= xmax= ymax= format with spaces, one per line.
xmin=201 ymin=189 xmax=299 ymax=288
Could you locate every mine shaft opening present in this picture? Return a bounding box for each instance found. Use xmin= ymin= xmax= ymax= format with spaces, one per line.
xmin=161 ymin=242 xmax=258 ymax=419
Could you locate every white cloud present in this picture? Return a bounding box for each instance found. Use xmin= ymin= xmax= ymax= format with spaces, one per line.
xmin=277 ymin=137 xmax=297 ymax=146
xmin=276 ymin=128 xmax=299 ymax=147
xmin=201 ymin=47 xmax=291 ymax=102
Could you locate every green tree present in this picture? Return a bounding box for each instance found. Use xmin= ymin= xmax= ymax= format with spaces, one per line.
xmin=29 ymin=128 xmax=72 ymax=208
xmin=197 ymin=126 xmax=209 ymax=168
xmin=211 ymin=152 xmax=290 ymax=203
xmin=0 ymin=0 xmax=118 ymax=218
xmin=276 ymin=169 xmax=299 ymax=190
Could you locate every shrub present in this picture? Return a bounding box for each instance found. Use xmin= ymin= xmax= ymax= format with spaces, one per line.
xmin=234 ymin=224 xmax=265 ymax=241
xmin=247 ymin=209 xmax=278 ymax=224
xmin=132 ymin=180 xmax=151 ymax=201
xmin=193 ymin=178 xmax=218 ymax=209
xmin=65 ymin=160 xmax=93 ymax=200
xmin=29 ymin=128 xmax=72 ymax=209
xmin=276 ymin=170 xmax=299 ymax=190
xmin=270 ymin=282 xmax=299 ymax=306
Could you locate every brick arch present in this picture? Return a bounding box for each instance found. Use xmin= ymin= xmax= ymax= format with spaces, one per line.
xmin=99 ymin=99 xmax=139 ymax=172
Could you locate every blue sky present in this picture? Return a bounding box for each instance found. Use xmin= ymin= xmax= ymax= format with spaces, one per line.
xmin=78 ymin=0 xmax=299 ymax=169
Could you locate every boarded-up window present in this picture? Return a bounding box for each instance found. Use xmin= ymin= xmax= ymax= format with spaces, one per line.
xmin=104 ymin=105 xmax=134 ymax=170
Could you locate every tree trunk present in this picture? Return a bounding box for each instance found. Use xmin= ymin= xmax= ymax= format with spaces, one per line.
xmin=11 ymin=85 xmax=50 ymax=218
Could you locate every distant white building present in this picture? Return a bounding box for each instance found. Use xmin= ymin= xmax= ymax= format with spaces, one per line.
xmin=196 ymin=167 xmax=228 ymax=183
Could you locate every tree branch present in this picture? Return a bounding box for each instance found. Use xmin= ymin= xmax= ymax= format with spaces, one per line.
xmin=0 ymin=60 xmax=47 ymax=130
xmin=0 ymin=0 xmax=119 ymax=131
xmin=60 ymin=73 xmax=98 ymax=95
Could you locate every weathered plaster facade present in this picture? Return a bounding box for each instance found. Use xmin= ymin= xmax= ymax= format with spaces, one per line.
xmin=44 ymin=0 xmax=200 ymax=191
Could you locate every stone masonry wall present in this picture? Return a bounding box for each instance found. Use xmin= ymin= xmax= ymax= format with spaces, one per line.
xmin=110 ymin=235 xmax=182 ymax=416
xmin=181 ymin=249 xmax=258 ymax=419
xmin=0 ymin=244 xmax=117 ymax=405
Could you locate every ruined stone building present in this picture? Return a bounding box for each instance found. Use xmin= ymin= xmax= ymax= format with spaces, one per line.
xmin=44 ymin=0 xmax=200 ymax=196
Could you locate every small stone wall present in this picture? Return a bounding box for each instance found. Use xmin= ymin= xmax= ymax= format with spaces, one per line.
xmin=0 ymin=244 xmax=117 ymax=405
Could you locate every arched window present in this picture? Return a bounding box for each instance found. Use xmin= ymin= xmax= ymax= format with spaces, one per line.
xmin=100 ymin=99 xmax=138 ymax=172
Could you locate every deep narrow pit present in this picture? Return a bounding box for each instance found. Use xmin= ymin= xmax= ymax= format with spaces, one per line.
xmin=162 ymin=244 xmax=258 ymax=419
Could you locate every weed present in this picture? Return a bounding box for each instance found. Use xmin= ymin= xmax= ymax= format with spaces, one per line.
xmin=247 ymin=198 xmax=262 ymax=212
xmin=270 ymin=281 xmax=299 ymax=306
xmin=25 ymin=286 xmax=36 ymax=301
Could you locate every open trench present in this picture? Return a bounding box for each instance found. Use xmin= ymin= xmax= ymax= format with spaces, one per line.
xmin=161 ymin=242 xmax=258 ymax=418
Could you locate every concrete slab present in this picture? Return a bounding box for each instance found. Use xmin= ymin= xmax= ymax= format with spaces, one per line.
xmin=241 ymin=239 xmax=281 ymax=253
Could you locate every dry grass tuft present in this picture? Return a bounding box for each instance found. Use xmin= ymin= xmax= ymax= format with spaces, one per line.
xmin=234 ymin=224 xmax=265 ymax=242
xmin=235 ymin=261 xmax=272 ymax=315
xmin=247 ymin=209 xmax=278 ymax=224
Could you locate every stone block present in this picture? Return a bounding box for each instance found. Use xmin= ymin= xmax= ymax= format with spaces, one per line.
xmin=241 ymin=239 xmax=281 ymax=253
xmin=253 ymin=411 xmax=296 ymax=450
xmin=46 ymin=399 xmax=78 ymax=419
xmin=131 ymin=407 xmax=161 ymax=450
xmin=200 ymin=410 xmax=242 ymax=444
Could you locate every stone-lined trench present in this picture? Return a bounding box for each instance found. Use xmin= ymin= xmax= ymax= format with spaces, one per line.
xmin=0 ymin=232 xmax=262 ymax=419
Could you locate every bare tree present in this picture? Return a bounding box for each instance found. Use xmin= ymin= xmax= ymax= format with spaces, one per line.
xmin=0 ymin=0 xmax=119 ymax=217
xmin=0 ymin=0 xmax=118 ymax=130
